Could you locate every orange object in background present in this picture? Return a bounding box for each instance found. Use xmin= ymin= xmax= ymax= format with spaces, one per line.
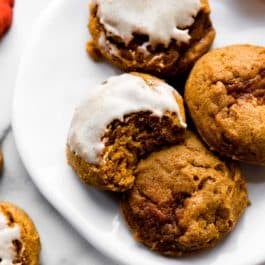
xmin=0 ymin=0 xmax=14 ymax=38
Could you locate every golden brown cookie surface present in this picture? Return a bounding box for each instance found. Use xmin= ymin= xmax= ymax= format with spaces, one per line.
xmin=0 ymin=202 xmax=41 ymax=265
xmin=121 ymin=132 xmax=248 ymax=256
xmin=185 ymin=44 xmax=265 ymax=164
xmin=67 ymin=73 xmax=186 ymax=191
xmin=87 ymin=0 xmax=215 ymax=78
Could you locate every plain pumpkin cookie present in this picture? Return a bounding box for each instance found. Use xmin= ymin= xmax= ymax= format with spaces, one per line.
xmin=185 ymin=45 xmax=265 ymax=165
xmin=0 ymin=202 xmax=41 ymax=265
xmin=87 ymin=0 xmax=215 ymax=78
xmin=67 ymin=72 xmax=186 ymax=192
xmin=121 ymin=131 xmax=248 ymax=256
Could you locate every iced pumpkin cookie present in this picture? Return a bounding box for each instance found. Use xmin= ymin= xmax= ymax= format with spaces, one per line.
xmin=121 ymin=131 xmax=248 ymax=256
xmin=185 ymin=45 xmax=265 ymax=165
xmin=0 ymin=202 xmax=40 ymax=265
xmin=67 ymin=73 xmax=186 ymax=191
xmin=87 ymin=0 xmax=215 ymax=77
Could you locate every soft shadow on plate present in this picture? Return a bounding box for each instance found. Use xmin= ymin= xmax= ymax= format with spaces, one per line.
xmin=84 ymin=186 xmax=121 ymax=211
xmin=66 ymin=165 xmax=120 ymax=215
xmin=242 ymin=164 xmax=265 ymax=184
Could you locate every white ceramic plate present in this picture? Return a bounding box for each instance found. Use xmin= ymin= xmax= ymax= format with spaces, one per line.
xmin=12 ymin=0 xmax=265 ymax=264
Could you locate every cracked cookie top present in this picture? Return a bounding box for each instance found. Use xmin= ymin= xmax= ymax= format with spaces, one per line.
xmin=185 ymin=45 xmax=265 ymax=164
xmin=121 ymin=131 xmax=248 ymax=256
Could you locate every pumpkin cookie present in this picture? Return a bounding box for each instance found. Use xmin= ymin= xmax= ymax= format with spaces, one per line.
xmin=0 ymin=202 xmax=41 ymax=265
xmin=87 ymin=0 xmax=215 ymax=77
xmin=185 ymin=45 xmax=265 ymax=165
xmin=121 ymin=131 xmax=248 ymax=256
xmin=67 ymin=72 xmax=186 ymax=191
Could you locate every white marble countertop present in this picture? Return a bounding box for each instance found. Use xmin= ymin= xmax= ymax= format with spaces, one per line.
xmin=0 ymin=1 xmax=116 ymax=264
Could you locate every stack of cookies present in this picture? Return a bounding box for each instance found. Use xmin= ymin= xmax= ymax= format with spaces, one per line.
xmin=67 ymin=0 xmax=265 ymax=257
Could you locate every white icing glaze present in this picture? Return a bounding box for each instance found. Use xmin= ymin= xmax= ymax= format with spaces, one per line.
xmin=0 ymin=212 xmax=21 ymax=265
xmin=94 ymin=0 xmax=201 ymax=48
xmin=68 ymin=73 xmax=186 ymax=164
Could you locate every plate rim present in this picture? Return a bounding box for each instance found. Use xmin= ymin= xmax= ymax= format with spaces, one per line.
xmin=11 ymin=0 xmax=129 ymax=264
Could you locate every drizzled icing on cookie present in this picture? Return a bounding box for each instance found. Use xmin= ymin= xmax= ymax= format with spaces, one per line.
xmin=94 ymin=0 xmax=201 ymax=47
xmin=68 ymin=73 xmax=186 ymax=164
xmin=0 ymin=212 xmax=21 ymax=265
